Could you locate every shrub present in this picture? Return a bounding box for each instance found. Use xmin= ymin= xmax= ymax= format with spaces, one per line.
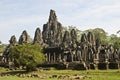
xmin=9 ymin=44 xmax=45 ymax=71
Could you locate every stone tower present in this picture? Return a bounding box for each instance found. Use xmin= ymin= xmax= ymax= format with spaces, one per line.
xmin=18 ymin=30 xmax=28 ymax=44
xmin=33 ymin=28 xmax=43 ymax=44
xmin=42 ymin=10 xmax=63 ymax=47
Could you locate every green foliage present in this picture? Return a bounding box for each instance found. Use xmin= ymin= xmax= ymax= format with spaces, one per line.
xmin=63 ymin=26 xmax=82 ymax=41
xmin=9 ymin=44 xmax=45 ymax=71
xmin=62 ymin=26 xmax=120 ymax=49
xmin=0 ymin=45 xmax=4 ymax=53
xmin=84 ymin=28 xmax=108 ymax=44
xmin=84 ymin=28 xmax=120 ymax=48
xmin=93 ymin=28 xmax=108 ymax=44
xmin=0 ymin=43 xmax=6 ymax=54
xmin=27 ymin=35 xmax=33 ymax=43
xmin=109 ymin=34 xmax=120 ymax=49
xmin=69 ymin=26 xmax=82 ymax=41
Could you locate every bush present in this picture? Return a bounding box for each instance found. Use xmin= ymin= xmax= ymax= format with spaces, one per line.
xmin=9 ymin=44 xmax=45 ymax=71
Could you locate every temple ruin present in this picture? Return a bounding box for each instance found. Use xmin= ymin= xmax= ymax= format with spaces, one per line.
xmin=2 ymin=10 xmax=120 ymax=70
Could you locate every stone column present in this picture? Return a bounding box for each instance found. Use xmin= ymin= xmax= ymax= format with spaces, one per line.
xmin=71 ymin=53 xmax=73 ymax=62
xmin=48 ymin=53 xmax=50 ymax=62
xmin=105 ymin=59 xmax=109 ymax=70
xmin=118 ymin=63 xmax=120 ymax=69
xmin=45 ymin=53 xmax=48 ymax=62
xmin=54 ymin=52 xmax=56 ymax=62
xmin=94 ymin=59 xmax=98 ymax=70
xmin=59 ymin=53 xmax=62 ymax=62
xmin=51 ymin=53 xmax=53 ymax=63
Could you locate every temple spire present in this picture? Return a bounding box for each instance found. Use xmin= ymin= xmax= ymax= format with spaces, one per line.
xmin=48 ymin=9 xmax=57 ymax=23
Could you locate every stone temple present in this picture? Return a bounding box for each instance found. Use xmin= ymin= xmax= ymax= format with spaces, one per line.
xmin=2 ymin=10 xmax=120 ymax=70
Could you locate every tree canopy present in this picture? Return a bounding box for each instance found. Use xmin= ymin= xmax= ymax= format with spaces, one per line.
xmin=64 ymin=26 xmax=120 ymax=49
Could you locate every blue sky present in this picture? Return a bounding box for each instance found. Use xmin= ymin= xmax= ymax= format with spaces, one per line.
xmin=0 ymin=0 xmax=120 ymax=43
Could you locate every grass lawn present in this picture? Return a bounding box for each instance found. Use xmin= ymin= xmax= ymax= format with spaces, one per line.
xmin=0 ymin=67 xmax=120 ymax=80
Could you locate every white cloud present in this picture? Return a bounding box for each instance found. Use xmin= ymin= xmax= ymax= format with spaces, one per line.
xmin=58 ymin=0 xmax=120 ymax=35
xmin=0 ymin=14 xmax=47 ymax=43
xmin=0 ymin=0 xmax=120 ymax=43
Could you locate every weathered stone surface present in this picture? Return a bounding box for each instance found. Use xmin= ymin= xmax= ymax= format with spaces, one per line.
xmin=71 ymin=29 xmax=77 ymax=43
xmin=9 ymin=35 xmax=17 ymax=45
xmin=18 ymin=30 xmax=28 ymax=44
xmin=70 ymin=29 xmax=77 ymax=49
xmin=3 ymin=35 xmax=17 ymax=66
xmin=41 ymin=10 xmax=120 ymax=69
xmin=61 ymin=31 xmax=71 ymax=49
xmin=2 ymin=10 xmax=120 ymax=70
xmin=42 ymin=10 xmax=63 ymax=47
xmin=3 ymin=35 xmax=17 ymax=55
xmin=81 ymin=33 xmax=87 ymax=43
xmin=96 ymin=38 xmax=101 ymax=49
xmin=33 ymin=28 xmax=43 ymax=44
xmin=87 ymin=32 xmax=95 ymax=45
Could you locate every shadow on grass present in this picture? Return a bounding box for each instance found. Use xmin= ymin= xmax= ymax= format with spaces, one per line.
xmin=1 ymin=70 xmax=29 ymax=76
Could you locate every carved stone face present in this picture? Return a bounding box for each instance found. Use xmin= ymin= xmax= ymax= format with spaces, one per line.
xmin=81 ymin=33 xmax=87 ymax=43
xmin=71 ymin=29 xmax=77 ymax=43
xmin=33 ymin=28 xmax=43 ymax=44
xmin=9 ymin=35 xmax=17 ymax=45
xmin=18 ymin=30 xmax=28 ymax=44
xmin=42 ymin=10 xmax=63 ymax=47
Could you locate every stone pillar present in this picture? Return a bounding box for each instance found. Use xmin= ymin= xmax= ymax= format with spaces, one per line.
xmin=71 ymin=53 xmax=73 ymax=62
xmin=48 ymin=53 xmax=50 ymax=62
xmin=54 ymin=52 xmax=56 ymax=62
xmin=105 ymin=59 xmax=109 ymax=70
xmin=118 ymin=63 xmax=120 ymax=69
xmin=64 ymin=54 xmax=67 ymax=62
xmin=94 ymin=59 xmax=98 ymax=70
xmin=59 ymin=53 xmax=62 ymax=62
xmin=50 ymin=54 xmax=52 ymax=63
xmin=106 ymin=63 xmax=109 ymax=70
xmin=84 ymin=49 xmax=87 ymax=62
xmin=94 ymin=63 xmax=98 ymax=70
xmin=45 ymin=53 xmax=48 ymax=62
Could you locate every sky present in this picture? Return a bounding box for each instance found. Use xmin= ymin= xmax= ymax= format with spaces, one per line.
xmin=0 ymin=0 xmax=120 ymax=43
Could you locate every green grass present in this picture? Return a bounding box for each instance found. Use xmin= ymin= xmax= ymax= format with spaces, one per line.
xmin=0 ymin=67 xmax=120 ymax=80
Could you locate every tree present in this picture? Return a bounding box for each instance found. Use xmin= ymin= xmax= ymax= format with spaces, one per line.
xmin=85 ymin=28 xmax=108 ymax=45
xmin=109 ymin=34 xmax=120 ymax=49
xmin=28 ymin=35 xmax=33 ymax=43
xmin=0 ymin=41 xmax=6 ymax=54
xmin=63 ymin=26 xmax=82 ymax=41
xmin=0 ymin=45 xmax=4 ymax=54
xmin=9 ymin=44 xmax=45 ymax=71
xmin=93 ymin=28 xmax=107 ymax=41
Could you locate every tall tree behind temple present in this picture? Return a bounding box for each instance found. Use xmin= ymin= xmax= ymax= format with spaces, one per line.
xmin=0 ymin=41 xmax=6 ymax=54
xmin=109 ymin=34 xmax=120 ymax=49
xmin=63 ymin=26 xmax=82 ymax=41
xmin=84 ymin=28 xmax=107 ymax=45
